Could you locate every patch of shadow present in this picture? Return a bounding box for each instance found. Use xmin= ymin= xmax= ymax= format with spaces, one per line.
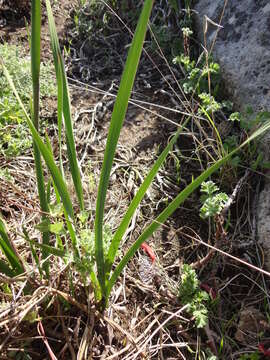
xmin=262 ymin=33 xmax=270 ymax=49
xmin=219 ymin=25 xmax=242 ymax=43
xmin=254 ymin=0 xmax=269 ymax=11
xmin=135 ymin=133 xmax=164 ymax=152
xmin=235 ymin=11 xmax=249 ymax=27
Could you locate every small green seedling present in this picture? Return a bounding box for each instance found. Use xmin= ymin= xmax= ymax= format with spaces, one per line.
xmin=200 ymin=181 xmax=229 ymax=219
xmin=172 ymin=54 xmax=220 ymax=96
xmin=178 ymin=264 xmax=210 ymax=328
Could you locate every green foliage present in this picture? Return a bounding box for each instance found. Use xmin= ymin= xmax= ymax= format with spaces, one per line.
xmin=0 ymin=217 xmax=24 ymax=276
xmin=173 ymin=54 xmax=220 ymax=95
xmin=1 ymin=124 xmax=32 ymax=156
xmin=198 ymin=92 xmax=221 ymax=114
xmin=173 ymin=54 xmax=195 ymax=72
xmin=150 ymin=24 xmax=176 ymax=53
xmin=223 ymin=135 xmax=238 ymax=153
xmin=35 ymin=219 xmax=64 ymax=235
xmin=237 ymin=107 xmax=270 ymax=131
xmin=2 ymin=0 xmax=270 ymax=312
xmin=201 ymin=180 xmax=219 ymax=197
xmin=32 ymin=211 xmax=114 ymax=283
xmin=179 ymin=264 xmax=199 ymax=303
xmin=168 ymin=0 xmax=179 ymax=12
xmin=31 ymin=0 xmax=51 ymax=275
xmin=0 ymin=167 xmax=14 ymax=182
xmin=75 ymin=224 xmax=113 ymax=282
xmin=178 ymin=264 xmax=210 ymax=328
xmin=171 ymin=0 xmax=269 ymax=178
xmin=0 ymin=43 xmax=55 ymax=156
xmin=229 ymin=112 xmax=240 ymax=122
xmin=73 ymin=0 xmax=140 ymax=40
xmin=74 ymin=0 xmax=180 ymax=60
xmin=224 ymin=107 xmax=270 ymax=169
xmin=73 ymin=0 xmax=109 ymax=38
xmin=0 ymin=43 xmax=55 ymax=102
xmin=181 ymin=27 xmax=193 ymax=37
xmin=200 ymin=181 xmax=229 ymax=219
xmin=238 ymin=352 xmax=260 ymax=360
xmin=172 ymin=15 xmax=270 ymax=177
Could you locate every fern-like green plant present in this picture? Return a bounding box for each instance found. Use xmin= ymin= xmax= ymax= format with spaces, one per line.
xmin=200 ymin=181 xmax=229 ymax=219
xmin=178 ymin=264 xmax=209 ymax=328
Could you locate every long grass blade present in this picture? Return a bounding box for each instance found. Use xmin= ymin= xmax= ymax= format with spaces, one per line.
xmin=199 ymin=105 xmax=224 ymax=157
xmin=46 ymin=5 xmax=64 ymax=176
xmin=44 ymin=132 xmax=79 ymax=253
xmin=0 ymin=218 xmax=23 ymax=274
xmin=46 ymin=0 xmax=84 ymax=211
xmin=55 ymin=58 xmax=64 ymax=175
xmin=95 ymin=0 xmax=154 ymax=297
xmin=31 ymin=0 xmax=50 ymax=269
xmin=1 ymin=61 xmax=74 ymax=219
xmin=105 ymin=118 xmax=190 ymax=276
xmin=25 ymin=240 xmax=66 ymax=258
xmin=0 ymin=260 xmax=16 ymax=277
xmin=106 ymin=119 xmax=270 ymax=299
xmin=23 ymin=227 xmax=43 ymax=277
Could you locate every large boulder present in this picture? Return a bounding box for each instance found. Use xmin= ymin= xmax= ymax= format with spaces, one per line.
xmin=193 ymin=0 xmax=270 ymax=112
xmin=193 ymin=0 xmax=270 ymax=269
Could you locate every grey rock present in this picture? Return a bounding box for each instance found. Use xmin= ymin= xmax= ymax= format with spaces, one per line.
xmin=257 ymin=182 xmax=270 ymax=270
xmin=193 ymin=0 xmax=270 ymax=112
xmin=193 ymin=0 xmax=270 ymax=269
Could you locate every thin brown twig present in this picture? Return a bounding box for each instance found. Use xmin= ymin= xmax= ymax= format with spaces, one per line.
xmin=179 ymin=228 xmax=270 ymax=278
xmin=58 ymin=301 xmax=76 ymax=360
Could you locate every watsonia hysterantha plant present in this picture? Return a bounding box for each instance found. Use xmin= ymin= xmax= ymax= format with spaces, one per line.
xmin=1 ymin=0 xmax=270 ymax=310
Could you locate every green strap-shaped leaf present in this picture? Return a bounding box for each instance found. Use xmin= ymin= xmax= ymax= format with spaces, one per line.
xmin=0 ymin=218 xmax=23 ymax=275
xmin=106 ymin=119 xmax=270 ymax=300
xmin=95 ymin=0 xmax=154 ymax=297
xmin=104 ymin=119 xmax=190 ymax=276
xmin=0 ymin=259 xmax=16 ymax=277
xmin=44 ymin=132 xmax=79 ymax=254
xmin=23 ymin=227 xmax=43 ymax=277
xmin=26 ymin=239 xmax=66 ymax=258
xmin=31 ymin=0 xmax=50 ymax=270
xmin=46 ymin=0 xmax=84 ymax=211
